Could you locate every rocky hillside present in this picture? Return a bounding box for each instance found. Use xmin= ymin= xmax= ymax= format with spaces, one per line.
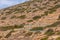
xmin=0 ymin=0 xmax=60 ymax=40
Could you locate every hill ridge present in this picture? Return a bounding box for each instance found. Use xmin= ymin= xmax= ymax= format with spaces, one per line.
xmin=0 ymin=0 xmax=60 ymax=40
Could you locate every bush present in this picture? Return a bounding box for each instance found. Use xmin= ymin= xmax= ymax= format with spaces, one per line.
xmin=30 ymin=27 xmax=44 ymax=31
xmin=1 ymin=17 xmax=6 ymax=20
xmin=45 ymin=21 xmax=60 ymax=28
xmin=34 ymin=31 xmax=41 ymax=34
xmin=33 ymin=16 xmax=41 ymax=20
xmin=32 ymin=9 xmax=38 ymax=12
xmin=5 ymin=30 xmax=14 ymax=38
xmin=49 ymin=9 xmax=56 ymax=14
xmin=17 ymin=15 xmax=26 ymax=19
xmin=0 ymin=24 xmax=25 ymax=31
xmin=14 ymin=24 xmax=25 ymax=28
xmin=27 ymin=20 xmax=33 ymax=22
xmin=45 ymin=29 xmax=54 ymax=36
xmin=44 ymin=11 xmax=49 ymax=15
xmin=41 ymin=37 xmax=48 ymax=40
xmin=0 ymin=26 xmax=14 ymax=31
xmin=25 ymin=32 xmax=33 ymax=37
xmin=10 ymin=15 xmax=16 ymax=19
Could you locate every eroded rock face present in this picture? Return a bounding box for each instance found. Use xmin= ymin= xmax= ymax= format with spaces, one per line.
xmin=0 ymin=0 xmax=60 ymax=40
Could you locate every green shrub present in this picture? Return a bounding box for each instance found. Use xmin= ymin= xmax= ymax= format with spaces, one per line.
xmin=1 ymin=17 xmax=6 ymax=20
xmin=54 ymin=4 xmax=60 ymax=9
xmin=45 ymin=21 xmax=60 ymax=28
xmin=32 ymin=9 xmax=38 ymax=12
xmin=10 ymin=15 xmax=16 ymax=19
xmin=30 ymin=27 xmax=44 ymax=31
xmin=14 ymin=24 xmax=25 ymax=28
xmin=34 ymin=31 xmax=41 ymax=34
xmin=44 ymin=11 xmax=49 ymax=15
xmin=26 ymin=9 xmax=32 ymax=13
xmin=27 ymin=20 xmax=33 ymax=22
xmin=0 ymin=26 xmax=14 ymax=31
xmin=0 ymin=24 xmax=25 ymax=31
xmin=33 ymin=16 xmax=41 ymax=20
xmin=45 ymin=29 xmax=54 ymax=36
xmin=14 ymin=8 xmax=25 ymax=13
xmin=49 ymin=9 xmax=56 ymax=14
xmin=41 ymin=37 xmax=48 ymax=40
xmin=17 ymin=15 xmax=26 ymax=19
xmin=5 ymin=30 xmax=14 ymax=38
xmin=25 ymin=32 xmax=33 ymax=37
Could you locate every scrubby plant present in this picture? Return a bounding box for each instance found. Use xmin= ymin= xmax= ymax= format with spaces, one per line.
xmin=1 ymin=17 xmax=6 ymax=20
xmin=26 ymin=8 xmax=32 ymax=13
xmin=38 ymin=7 xmax=44 ymax=10
xmin=32 ymin=9 xmax=37 ymax=12
xmin=44 ymin=4 xmax=60 ymax=17
xmin=14 ymin=23 xmax=25 ymax=28
xmin=45 ymin=21 xmax=60 ymax=28
xmin=25 ymin=32 xmax=33 ymax=37
xmin=5 ymin=29 xmax=14 ymax=38
xmin=10 ymin=15 xmax=16 ymax=19
xmin=27 ymin=20 xmax=33 ymax=22
xmin=54 ymin=4 xmax=60 ymax=9
xmin=48 ymin=4 xmax=60 ymax=14
xmin=0 ymin=26 xmax=13 ymax=31
xmin=49 ymin=9 xmax=56 ymax=14
xmin=34 ymin=31 xmax=41 ymax=34
xmin=40 ymin=37 xmax=48 ymax=40
xmin=17 ymin=15 xmax=26 ymax=19
xmin=45 ymin=29 xmax=54 ymax=36
xmin=5 ymin=10 xmax=13 ymax=14
xmin=33 ymin=16 xmax=41 ymax=20
xmin=30 ymin=27 xmax=44 ymax=31
xmin=0 ymin=23 xmax=25 ymax=31
xmin=44 ymin=11 xmax=49 ymax=16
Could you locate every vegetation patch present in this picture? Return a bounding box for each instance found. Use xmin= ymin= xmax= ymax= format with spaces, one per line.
xmin=30 ymin=27 xmax=44 ymax=31
xmin=17 ymin=15 xmax=26 ymax=19
xmin=33 ymin=16 xmax=41 ymax=20
xmin=40 ymin=37 xmax=48 ymax=40
xmin=25 ymin=32 xmax=33 ymax=37
xmin=14 ymin=24 xmax=25 ymax=28
xmin=1 ymin=17 xmax=6 ymax=20
xmin=45 ymin=21 xmax=60 ymax=28
xmin=10 ymin=15 xmax=16 ymax=19
xmin=45 ymin=29 xmax=54 ymax=36
xmin=5 ymin=30 xmax=14 ymax=38
xmin=27 ymin=20 xmax=33 ymax=22
xmin=0 ymin=24 xmax=25 ymax=31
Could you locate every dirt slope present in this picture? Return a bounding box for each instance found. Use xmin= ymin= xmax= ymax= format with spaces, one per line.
xmin=0 ymin=0 xmax=60 ymax=40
